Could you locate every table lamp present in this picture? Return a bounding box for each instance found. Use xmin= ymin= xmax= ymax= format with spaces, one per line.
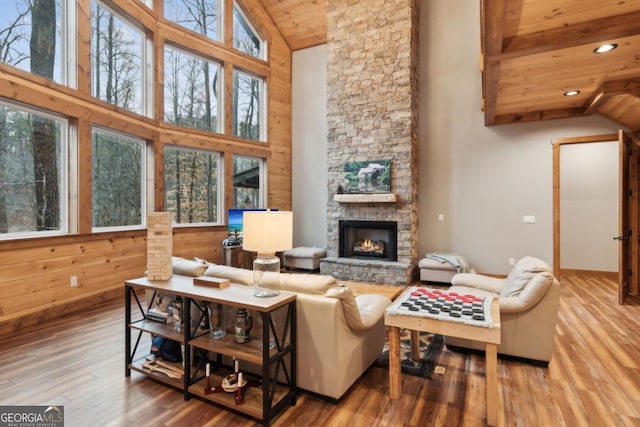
xmin=242 ymin=210 xmax=293 ymax=297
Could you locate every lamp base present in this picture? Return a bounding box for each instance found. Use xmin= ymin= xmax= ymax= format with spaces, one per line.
xmin=253 ymin=254 xmax=280 ymax=298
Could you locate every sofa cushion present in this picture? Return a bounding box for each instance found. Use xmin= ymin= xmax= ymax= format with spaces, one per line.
xmin=501 ymin=256 xmax=551 ymax=298
xmin=277 ymin=273 xmax=336 ymax=294
xmin=172 ymin=257 xmax=208 ymax=277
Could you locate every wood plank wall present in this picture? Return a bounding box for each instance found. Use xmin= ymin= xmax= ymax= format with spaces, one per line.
xmin=0 ymin=0 xmax=291 ymax=336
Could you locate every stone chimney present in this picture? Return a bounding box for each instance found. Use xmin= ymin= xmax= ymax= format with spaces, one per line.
xmin=321 ymin=0 xmax=420 ymax=284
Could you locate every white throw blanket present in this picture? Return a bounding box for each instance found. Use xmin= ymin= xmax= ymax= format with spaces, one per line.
xmin=425 ymin=252 xmax=472 ymax=273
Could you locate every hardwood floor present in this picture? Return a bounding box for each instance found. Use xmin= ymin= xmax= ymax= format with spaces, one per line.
xmin=0 ymin=274 xmax=639 ymax=427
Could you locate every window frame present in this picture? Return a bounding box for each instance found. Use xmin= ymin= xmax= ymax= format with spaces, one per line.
xmin=90 ymin=0 xmax=151 ymax=117
xmin=163 ymin=43 xmax=224 ymax=133
xmin=232 ymin=154 xmax=265 ymax=209
xmin=91 ymin=126 xmax=147 ymax=232
xmin=163 ymin=0 xmax=223 ymax=43
xmin=232 ymin=2 xmax=267 ymax=60
xmin=0 ymin=99 xmax=70 ymax=240
xmin=232 ymin=67 xmax=266 ymax=142
xmin=163 ymin=145 xmax=223 ymax=227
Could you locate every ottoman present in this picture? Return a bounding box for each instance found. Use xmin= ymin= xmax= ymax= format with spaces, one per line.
xmin=283 ymin=246 xmax=327 ymax=271
xmin=418 ymin=253 xmax=472 ymax=284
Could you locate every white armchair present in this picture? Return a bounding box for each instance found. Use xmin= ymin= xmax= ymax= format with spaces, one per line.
xmin=445 ymin=256 xmax=561 ymax=365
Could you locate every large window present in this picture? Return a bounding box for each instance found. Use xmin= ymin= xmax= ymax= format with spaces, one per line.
xmin=91 ymin=0 xmax=146 ymax=115
xmin=233 ymin=69 xmax=264 ymax=141
xmin=0 ymin=0 xmax=73 ymax=85
xmin=233 ymin=3 xmax=265 ymax=59
xmin=0 ymin=101 xmax=67 ymax=238
xmin=164 ymin=0 xmax=221 ymax=42
xmin=164 ymin=146 xmax=221 ymax=224
xmin=164 ymin=45 xmax=221 ymax=133
xmin=233 ymin=155 xmax=264 ymax=208
xmin=92 ymin=128 xmax=145 ymax=229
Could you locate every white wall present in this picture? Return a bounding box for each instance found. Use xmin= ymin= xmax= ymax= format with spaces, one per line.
xmin=560 ymin=142 xmax=618 ymax=271
xmin=291 ymin=2 xmax=620 ymax=274
xmin=291 ymin=45 xmax=328 ymax=248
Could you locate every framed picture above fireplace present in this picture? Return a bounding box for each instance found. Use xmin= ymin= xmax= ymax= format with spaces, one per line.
xmin=342 ymin=160 xmax=391 ymax=194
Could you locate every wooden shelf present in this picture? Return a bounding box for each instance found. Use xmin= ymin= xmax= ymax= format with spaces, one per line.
xmin=189 ymin=372 xmax=290 ymax=420
xmin=189 ymin=334 xmax=277 ymax=366
xmin=333 ymin=193 xmax=397 ymax=203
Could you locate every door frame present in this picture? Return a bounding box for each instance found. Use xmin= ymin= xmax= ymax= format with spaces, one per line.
xmin=552 ymin=132 xmax=638 ymax=303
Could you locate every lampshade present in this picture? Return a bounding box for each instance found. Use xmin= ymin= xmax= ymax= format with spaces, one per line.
xmin=242 ymin=210 xmax=293 ymax=254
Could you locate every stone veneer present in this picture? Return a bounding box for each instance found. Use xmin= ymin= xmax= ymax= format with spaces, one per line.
xmin=320 ymin=0 xmax=420 ymax=285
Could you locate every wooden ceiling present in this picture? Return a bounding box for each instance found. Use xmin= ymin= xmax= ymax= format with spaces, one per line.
xmin=259 ymin=0 xmax=640 ymax=132
xmin=259 ymin=0 xmax=327 ymax=51
xmin=482 ymin=0 xmax=640 ymax=131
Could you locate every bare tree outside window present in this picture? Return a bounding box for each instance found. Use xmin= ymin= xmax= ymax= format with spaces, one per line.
xmin=0 ymin=0 xmax=63 ymax=82
xmin=164 ymin=46 xmax=220 ymax=132
xmin=164 ymin=0 xmax=220 ymax=42
xmin=233 ymin=4 xmax=262 ymax=59
xmin=91 ymin=1 xmax=144 ymax=114
xmin=233 ymin=69 xmax=262 ymax=141
xmin=164 ymin=146 xmax=219 ymax=224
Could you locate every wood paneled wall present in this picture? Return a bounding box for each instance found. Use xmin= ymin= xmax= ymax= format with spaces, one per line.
xmin=0 ymin=0 xmax=291 ymax=336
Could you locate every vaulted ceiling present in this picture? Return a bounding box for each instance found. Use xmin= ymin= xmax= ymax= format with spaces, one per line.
xmin=259 ymin=0 xmax=640 ymax=132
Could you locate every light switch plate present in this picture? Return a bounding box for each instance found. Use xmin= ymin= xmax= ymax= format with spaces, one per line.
xmin=523 ymin=215 xmax=536 ymax=224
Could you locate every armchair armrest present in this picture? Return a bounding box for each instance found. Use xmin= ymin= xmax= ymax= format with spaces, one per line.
xmin=451 ymin=273 xmax=504 ymax=294
xmin=325 ymin=286 xmax=391 ymax=330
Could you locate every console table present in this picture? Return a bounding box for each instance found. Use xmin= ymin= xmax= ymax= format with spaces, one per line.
xmin=384 ymin=287 xmax=501 ymax=426
xmin=124 ymin=275 xmax=296 ymax=427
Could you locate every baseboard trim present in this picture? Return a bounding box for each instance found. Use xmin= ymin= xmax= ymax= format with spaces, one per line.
xmin=559 ymin=269 xmax=617 ymax=280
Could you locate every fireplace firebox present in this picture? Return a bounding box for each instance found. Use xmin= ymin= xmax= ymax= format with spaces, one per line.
xmin=339 ymin=220 xmax=397 ymax=261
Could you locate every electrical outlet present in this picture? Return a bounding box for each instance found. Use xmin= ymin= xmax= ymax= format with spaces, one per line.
xmin=438 ymin=214 xmax=444 ymax=222
xmin=70 ymin=276 xmax=78 ymax=287
xmin=509 ymin=258 xmax=516 ymax=266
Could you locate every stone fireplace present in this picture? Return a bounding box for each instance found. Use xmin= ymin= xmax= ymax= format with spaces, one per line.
xmin=320 ymin=0 xmax=420 ymax=285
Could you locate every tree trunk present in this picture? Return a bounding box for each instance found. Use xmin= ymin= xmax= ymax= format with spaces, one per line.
xmin=30 ymin=0 xmax=58 ymax=231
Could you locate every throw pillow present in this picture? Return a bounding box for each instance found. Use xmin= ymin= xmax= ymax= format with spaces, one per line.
xmin=172 ymin=257 xmax=208 ymax=277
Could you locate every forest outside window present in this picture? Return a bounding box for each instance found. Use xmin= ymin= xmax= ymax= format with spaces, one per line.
xmin=91 ymin=0 xmax=147 ymax=116
xmin=164 ymin=0 xmax=221 ymax=42
xmin=0 ymin=100 xmax=68 ymax=238
xmin=233 ymin=69 xmax=264 ymax=141
xmin=164 ymin=45 xmax=222 ymax=133
xmin=164 ymin=146 xmax=221 ymax=225
xmin=233 ymin=155 xmax=264 ymax=209
xmin=92 ymin=128 xmax=145 ymax=230
xmin=0 ymin=0 xmax=75 ymax=86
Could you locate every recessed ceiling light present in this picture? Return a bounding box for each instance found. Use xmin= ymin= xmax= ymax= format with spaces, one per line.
xmin=593 ymin=43 xmax=618 ymax=54
xmin=564 ymin=90 xmax=580 ymax=96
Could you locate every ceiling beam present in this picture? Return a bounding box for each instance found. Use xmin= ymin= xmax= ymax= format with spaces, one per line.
xmin=492 ymin=107 xmax=586 ymax=126
xmin=480 ymin=0 xmax=507 ymax=126
xmin=583 ymin=78 xmax=640 ymax=114
xmin=497 ymin=10 xmax=640 ymax=61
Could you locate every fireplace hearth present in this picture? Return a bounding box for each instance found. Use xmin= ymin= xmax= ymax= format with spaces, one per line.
xmin=339 ymin=220 xmax=397 ymax=262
